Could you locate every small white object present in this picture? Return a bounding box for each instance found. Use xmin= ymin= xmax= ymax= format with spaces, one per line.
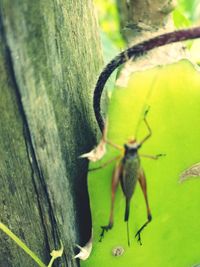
xmin=179 ymin=162 xmax=200 ymax=182
xmin=79 ymin=138 xmax=106 ymax=162
xmin=112 ymin=246 xmax=125 ymax=257
xmin=79 ymin=144 xmax=105 ymax=162
xmin=79 ymin=121 xmax=108 ymax=162
xmin=73 ymin=236 xmax=93 ymax=261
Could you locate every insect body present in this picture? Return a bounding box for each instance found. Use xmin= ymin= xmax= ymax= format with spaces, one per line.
xmin=96 ymin=110 xmax=163 ymax=246
xmin=122 ymin=142 xmax=141 ymax=223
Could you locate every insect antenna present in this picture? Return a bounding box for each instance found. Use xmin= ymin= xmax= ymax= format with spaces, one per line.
xmin=134 ymin=106 xmax=150 ymax=139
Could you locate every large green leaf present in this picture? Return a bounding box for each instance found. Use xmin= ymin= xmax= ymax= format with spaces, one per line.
xmin=82 ymin=60 xmax=200 ymax=267
xmin=175 ymin=0 xmax=199 ymax=22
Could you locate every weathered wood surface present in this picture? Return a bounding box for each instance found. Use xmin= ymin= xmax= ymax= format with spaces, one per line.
xmin=0 ymin=0 xmax=103 ymax=266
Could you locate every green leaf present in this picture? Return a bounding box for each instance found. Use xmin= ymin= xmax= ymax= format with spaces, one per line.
xmin=82 ymin=60 xmax=200 ymax=267
xmin=173 ymin=9 xmax=191 ymax=28
xmin=175 ymin=0 xmax=198 ymax=22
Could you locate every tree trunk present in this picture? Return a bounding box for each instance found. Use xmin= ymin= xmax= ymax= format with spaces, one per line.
xmin=0 ymin=1 xmax=103 ymax=266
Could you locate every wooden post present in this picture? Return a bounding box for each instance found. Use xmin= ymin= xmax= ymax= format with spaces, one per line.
xmin=0 ymin=0 xmax=103 ymax=266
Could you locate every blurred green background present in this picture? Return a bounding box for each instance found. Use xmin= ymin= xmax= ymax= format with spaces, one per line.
xmin=94 ymin=0 xmax=200 ymax=63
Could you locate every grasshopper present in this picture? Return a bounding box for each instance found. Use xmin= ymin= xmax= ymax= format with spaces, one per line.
xmin=90 ymin=109 xmax=164 ymax=246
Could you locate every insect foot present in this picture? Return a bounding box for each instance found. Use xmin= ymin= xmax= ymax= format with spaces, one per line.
xmin=135 ymin=215 xmax=152 ymax=246
xmin=155 ymin=153 xmax=166 ymax=159
xmin=99 ymin=224 xmax=113 ymax=242
xmin=135 ymin=230 xmax=142 ymax=246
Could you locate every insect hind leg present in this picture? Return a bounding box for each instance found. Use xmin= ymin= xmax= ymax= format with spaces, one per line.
xmin=135 ymin=169 xmax=152 ymax=245
xmin=99 ymin=162 xmax=122 ymax=242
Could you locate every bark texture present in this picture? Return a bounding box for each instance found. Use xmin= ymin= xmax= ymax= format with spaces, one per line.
xmin=0 ymin=1 xmax=103 ymax=266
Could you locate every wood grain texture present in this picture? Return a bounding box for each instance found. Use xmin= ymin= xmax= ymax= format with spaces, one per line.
xmin=0 ymin=0 xmax=103 ymax=266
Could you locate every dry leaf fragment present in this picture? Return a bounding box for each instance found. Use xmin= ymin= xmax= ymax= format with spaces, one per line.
xmin=79 ymin=137 xmax=106 ymax=162
xmin=79 ymin=123 xmax=108 ymax=162
xmin=73 ymin=234 xmax=93 ymax=261
xmin=179 ymin=162 xmax=200 ymax=182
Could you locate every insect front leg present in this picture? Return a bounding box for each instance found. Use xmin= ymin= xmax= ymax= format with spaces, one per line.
xmin=140 ymin=153 xmax=166 ymax=160
xmin=139 ymin=108 xmax=152 ymax=146
xmin=89 ymin=155 xmax=121 ymax=171
xmin=135 ymin=169 xmax=152 ymax=245
xmin=106 ymin=139 xmax=123 ymax=151
xmin=99 ymin=162 xmax=122 ymax=242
